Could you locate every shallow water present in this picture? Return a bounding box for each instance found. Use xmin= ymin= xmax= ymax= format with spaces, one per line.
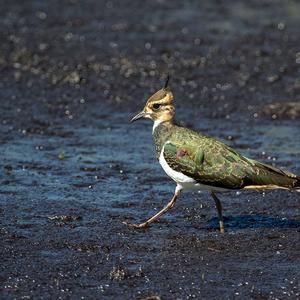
xmin=1 ymin=108 xmax=299 ymax=298
xmin=1 ymin=0 xmax=300 ymax=299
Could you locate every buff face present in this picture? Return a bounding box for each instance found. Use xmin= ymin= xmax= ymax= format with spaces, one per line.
xmin=131 ymin=88 xmax=174 ymax=123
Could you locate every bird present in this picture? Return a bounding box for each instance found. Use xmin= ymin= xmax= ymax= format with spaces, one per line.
xmin=124 ymin=75 xmax=300 ymax=233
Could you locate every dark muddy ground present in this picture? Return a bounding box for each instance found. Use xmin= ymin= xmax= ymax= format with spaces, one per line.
xmin=1 ymin=1 xmax=300 ymax=299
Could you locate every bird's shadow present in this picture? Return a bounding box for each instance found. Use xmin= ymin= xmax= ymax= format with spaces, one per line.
xmin=208 ymin=214 xmax=300 ymax=230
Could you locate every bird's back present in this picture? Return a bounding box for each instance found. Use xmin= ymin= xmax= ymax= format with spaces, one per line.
xmin=154 ymin=124 xmax=300 ymax=190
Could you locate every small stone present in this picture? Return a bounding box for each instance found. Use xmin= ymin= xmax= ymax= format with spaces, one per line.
xmin=58 ymin=151 xmax=65 ymax=160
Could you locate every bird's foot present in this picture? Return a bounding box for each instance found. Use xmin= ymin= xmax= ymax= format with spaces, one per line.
xmin=122 ymin=221 xmax=149 ymax=229
xmin=219 ymin=221 xmax=225 ymax=233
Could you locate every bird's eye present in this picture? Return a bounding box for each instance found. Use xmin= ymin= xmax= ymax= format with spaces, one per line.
xmin=152 ymin=103 xmax=161 ymax=110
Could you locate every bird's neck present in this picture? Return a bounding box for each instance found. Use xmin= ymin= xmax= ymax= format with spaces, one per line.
xmin=152 ymin=120 xmax=174 ymax=160
xmin=152 ymin=119 xmax=174 ymax=134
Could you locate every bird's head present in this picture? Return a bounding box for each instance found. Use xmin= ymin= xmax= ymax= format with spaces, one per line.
xmin=131 ymin=75 xmax=174 ymax=125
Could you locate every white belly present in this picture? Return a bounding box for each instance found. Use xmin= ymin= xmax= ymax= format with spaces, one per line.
xmin=159 ymin=142 xmax=227 ymax=192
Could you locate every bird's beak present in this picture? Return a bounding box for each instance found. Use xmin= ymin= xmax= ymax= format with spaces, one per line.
xmin=130 ymin=111 xmax=146 ymax=122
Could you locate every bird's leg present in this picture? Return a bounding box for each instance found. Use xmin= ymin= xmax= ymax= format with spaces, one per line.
xmin=210 ymin=191 xmax=225 ymax=233
xmin=124 ymin=186 xmax=182 ymax=229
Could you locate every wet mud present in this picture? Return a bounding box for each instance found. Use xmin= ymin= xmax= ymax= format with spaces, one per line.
xmin=0 ymin=1 xmax=300 ymax=299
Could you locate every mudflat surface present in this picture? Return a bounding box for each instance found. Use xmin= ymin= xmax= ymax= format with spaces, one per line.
xmin=0 ymin=1 xmax=300 ymax=299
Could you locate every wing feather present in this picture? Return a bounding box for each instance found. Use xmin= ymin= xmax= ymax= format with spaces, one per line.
xmin=163 ymin=139 xmax=246 ymax=189
xmin=162 ymin=126 xmax=299 ymax=190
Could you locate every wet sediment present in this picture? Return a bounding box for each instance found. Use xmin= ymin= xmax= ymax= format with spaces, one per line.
xmin=0 ymin=1 xmax=300 ymax=299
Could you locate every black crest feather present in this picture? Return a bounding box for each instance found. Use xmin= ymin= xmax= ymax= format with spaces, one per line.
xmin=164 ymin=74 xmax=170 ymax=90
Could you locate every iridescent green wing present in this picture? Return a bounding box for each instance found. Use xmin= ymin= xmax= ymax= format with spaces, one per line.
xmin=162 ymin=135 xmax=250 ymax=189
xmin=163 ymin=142 xmax=203 ymax=174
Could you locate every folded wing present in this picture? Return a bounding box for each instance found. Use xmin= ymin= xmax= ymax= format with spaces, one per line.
xmin=163 ymin=133 xmax=299 ymax=190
